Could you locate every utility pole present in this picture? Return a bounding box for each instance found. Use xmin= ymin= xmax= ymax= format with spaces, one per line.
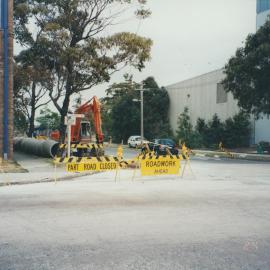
xmin=134 ymin=84 xmax=150 ymax=139
xmin=140 ymin=85 xmax=144 ymax=139
xmin=0 ymin=0 xmax=13 ymax=160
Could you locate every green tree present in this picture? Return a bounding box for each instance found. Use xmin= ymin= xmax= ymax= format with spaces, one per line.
xmin=195 ymin=112 xmax=250 ymax=149
xmin=14 ymin=61 xmax=51 ymax=137
xmin=206 ymin=114 xmax=224 ymax=147
xmin=36 ymin=108 xmax=61 ymax=131
xmin=195 ymin=118 xmax=208 ymax=147
xmin=223 ymin=19 xmax=270 ymax=117
xmin=223 ymin=112 xmax=250 ymax=148
xmin=176 ymin=107 xmax=193 ymax=144
xmin=142 ymin=77 xmax=172 ymax=139
xmin=175 ymin=107 xmax=203 ymax=148
xmin=13 ymin=110 xmax=28 ymax=135
xmin=101 ymin=75 xmax=140 ymax=142
xmin=102 ymin=76 xmax=171 ymax=142
xmin=15 ymin=0 xmax=152 ymax=142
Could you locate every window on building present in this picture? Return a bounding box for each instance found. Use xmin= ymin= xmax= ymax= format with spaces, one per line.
xmin=216 ymin=83 xmax=227 ymax=104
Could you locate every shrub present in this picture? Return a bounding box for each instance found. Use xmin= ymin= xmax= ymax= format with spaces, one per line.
xmin=223 ymin=112 xmax=250 ymax=148
xmin=195 ymin=118 xmax=208 ymax=147
xmin=195 ymin=112 xmax=251 ymax=149
xmin=206 ymin=114 xmax=224 ymax=148
xmin=176 ymin=107 xmax=203 ymax=148
xmin=176 ymin=107 xmax=192 ymax=144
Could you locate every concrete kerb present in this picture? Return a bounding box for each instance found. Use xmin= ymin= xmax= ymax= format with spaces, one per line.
xmin=192 ymin=149 xmax=270 ymax=162
xmin=0 ymin=171 xmax=100 ymax=187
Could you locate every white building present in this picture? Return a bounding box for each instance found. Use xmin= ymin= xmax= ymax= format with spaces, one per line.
xmin=166 ymin=69 xmax=239 ymax=130
xmin=257 ymin=0 xmax=270 ymax=27
xmin=254 ymin=0 xmax=270 ymax=143
xmin=166 ymin=0 xmax=270 ymax=144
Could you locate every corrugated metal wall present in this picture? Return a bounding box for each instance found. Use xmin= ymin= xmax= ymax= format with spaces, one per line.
xmin=257 ymin=0 xmax=270 ymax=14
xmin=166 ymin=69 xmax=240 ymax=134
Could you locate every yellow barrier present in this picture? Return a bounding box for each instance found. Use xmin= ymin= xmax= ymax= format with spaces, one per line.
xmin=54 ymin=156 xmax=121 ymax=164
xmin=36 ymin=135 xmax=48 ymax=140
xmin=67 ymin=160 xmax=119 ymax=172
xmin=219 ymin=142 xmax=234 ymax=158
xmin=59 ymin=149 xmax=189 ymax=179
xmin=59 ymin=143 xmax=103 ymax=150
xmin=141 ymin=155 xmax=181 ymax=176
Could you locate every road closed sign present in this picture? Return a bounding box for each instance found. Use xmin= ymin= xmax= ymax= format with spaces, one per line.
xmin=67 ymin=161 xmax=119 ymax=172
xmin=140 ymin=156 xmax=180 ymax=176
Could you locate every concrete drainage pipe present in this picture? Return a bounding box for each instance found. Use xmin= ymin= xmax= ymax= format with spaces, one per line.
xmin=14 ymin=137 xmax=59 ymax=158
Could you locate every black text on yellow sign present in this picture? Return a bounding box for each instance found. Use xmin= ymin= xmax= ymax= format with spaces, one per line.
xmin=67 ymin=161 xmax=119 ymax=172
xmin=140 ymin=157 xmax=180 ymax=176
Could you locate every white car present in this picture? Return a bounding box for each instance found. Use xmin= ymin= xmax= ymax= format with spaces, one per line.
xmin=127 ymin=136 xmax=148 ymax=148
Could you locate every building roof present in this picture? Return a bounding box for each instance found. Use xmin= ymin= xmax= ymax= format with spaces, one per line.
xmin=166 ymin=68 xmax=224 ymax=90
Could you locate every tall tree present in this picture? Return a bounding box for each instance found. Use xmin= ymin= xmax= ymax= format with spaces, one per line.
xmin=102 ymin=76 xmax=172 ymax=142
xmin=176 ymin=107 xmax=193 ymax=144
xmin=142 ymin=77 xmax=172 ymax=139
xmin=14 ymin=61 xmax=50 ymax=137
xmin=14 ymin=0 xmax=53 ymax=136
xmin=15 ymin=0 xmax=152 ymax=142
xmin=36 ymin=107 xmax=61 ymax=131
xmin=223 ymin=19 xmax=270 ymax=117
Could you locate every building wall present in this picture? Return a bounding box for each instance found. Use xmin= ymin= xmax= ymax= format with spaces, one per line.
xmin=257 ymin=0 xmax=270 ymax=14
xmin=166 ymin=2 xmax=270 ymax=144
xmin=255 ymin=0 xmax=270 ymax=143
xmin=256 ymin=9 xmax=270 ymax=28
xmin=166 ymin=69 xmax=239 ymax=133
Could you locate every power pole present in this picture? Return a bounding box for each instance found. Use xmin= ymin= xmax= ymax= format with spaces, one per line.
xmin=134 ymin=85 xmax=150 ymax=139
xmin=140 ymin=88 xmax=144 ymax=139
xmin=0 ymin=0 xmax=13 ymax=160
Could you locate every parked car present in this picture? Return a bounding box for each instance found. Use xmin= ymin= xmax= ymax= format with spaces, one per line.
xmin=127 ymin=136 xmax=148 ymax=148
xmin=144 ymin=138 xmax=179 ymax=155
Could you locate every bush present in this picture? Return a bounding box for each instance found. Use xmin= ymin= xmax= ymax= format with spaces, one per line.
xmin=195 ymin=118 xmax=208 ymax=147
xmin=225 ymin=112 xmax=250 ymax=148
xmin=206 ymin=114 xmax=224 ymax=148
xmin=175 ymin=107 xmax=203 ymax=148
xmin=176 ymin=107 xmax=192 ymax=143
xmin=195 ymin=112 xmax=250 ymax=149
xmin=187 ymin=131 xmax=204 ymax=149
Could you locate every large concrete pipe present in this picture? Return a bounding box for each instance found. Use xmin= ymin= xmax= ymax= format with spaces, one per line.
xmin=14 ymin=137 xmax=59 ymax=158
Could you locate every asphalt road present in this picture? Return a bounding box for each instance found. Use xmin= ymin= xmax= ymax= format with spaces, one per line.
xmin=1 ymin=149 xmax=270 ymax=270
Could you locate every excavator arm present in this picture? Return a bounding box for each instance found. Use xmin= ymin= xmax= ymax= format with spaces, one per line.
xmin=73 ymin=96 xmax=104 ymax=144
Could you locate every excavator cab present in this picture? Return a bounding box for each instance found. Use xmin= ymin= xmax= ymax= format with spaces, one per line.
xmin=80 ymin=121 xmax=92 ymax=143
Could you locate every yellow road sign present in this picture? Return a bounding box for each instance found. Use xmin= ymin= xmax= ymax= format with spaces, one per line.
xmin=67 ymin=161 xmax=119 ymax=172
xmin=140 ymin=156 xmax=180 ymax=176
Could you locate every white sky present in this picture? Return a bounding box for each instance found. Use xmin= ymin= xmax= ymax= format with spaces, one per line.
xmin=15 ymin=0 xmax=257 ymax=103
xmin=87 ymin=0 xmax=257 ymax=100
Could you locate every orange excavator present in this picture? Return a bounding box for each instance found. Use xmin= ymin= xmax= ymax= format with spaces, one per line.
xmin=50 ymin=96 xmax=104 ymax=156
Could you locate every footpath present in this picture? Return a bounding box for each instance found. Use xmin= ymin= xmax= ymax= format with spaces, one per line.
xmin=0 ymin=152 xmax=95 ymax=187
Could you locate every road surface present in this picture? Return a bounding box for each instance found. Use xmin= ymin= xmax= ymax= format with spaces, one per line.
xmin=1 ymin=153 xmax=270 ymax=270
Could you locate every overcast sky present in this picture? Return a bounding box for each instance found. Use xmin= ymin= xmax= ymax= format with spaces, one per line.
xmin=86 ymin=0 xmax=257 ymax=99
xmin=15 ymin=0 xmax=257 ymax=101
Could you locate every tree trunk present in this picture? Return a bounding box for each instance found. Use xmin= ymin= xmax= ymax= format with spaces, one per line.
xmin=59 ymin=94 xmax=70 ymax=143
xmin=59 ymin=58 xmax=74 ymax=143
xmin=27 ymin=82 xmax=36 ymax=137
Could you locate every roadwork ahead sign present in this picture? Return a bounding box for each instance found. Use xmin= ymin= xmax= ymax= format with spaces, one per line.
xmin=67 ymin=161 xmax=118 ymax=172
xmin=140 ymin=156 xmax=181 ymax=176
